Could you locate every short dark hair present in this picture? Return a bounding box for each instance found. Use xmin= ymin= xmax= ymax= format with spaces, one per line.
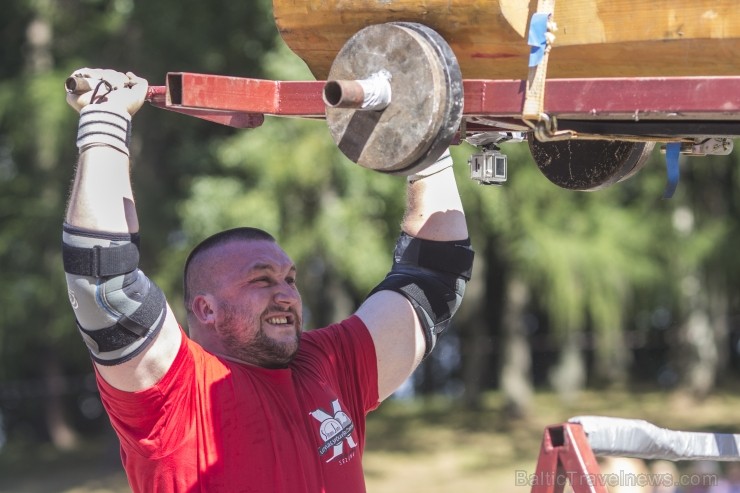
xmin=183 ymin=227 xmax=276 ymax=308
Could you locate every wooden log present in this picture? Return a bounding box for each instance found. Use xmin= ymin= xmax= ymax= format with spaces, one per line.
xmin=273 ymin=0 xmax=740 ymax=80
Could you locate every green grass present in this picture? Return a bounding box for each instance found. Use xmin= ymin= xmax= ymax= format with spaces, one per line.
xmin=364 ymin=389 xmax=740 ymax=492
xmin=3 ymin=389 xmax=740 ymax=492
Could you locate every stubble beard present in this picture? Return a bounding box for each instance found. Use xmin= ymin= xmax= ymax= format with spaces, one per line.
xmin=217 ymin=301 xmax=301 ymax=368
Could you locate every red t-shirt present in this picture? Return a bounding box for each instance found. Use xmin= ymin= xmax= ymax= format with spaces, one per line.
xmin=96 ymin=315 xmax=380 ymax=493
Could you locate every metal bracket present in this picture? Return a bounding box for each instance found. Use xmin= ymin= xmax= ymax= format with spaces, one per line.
xmin=660 ymin=138 xmax=733 ymax=198
xmin=530 ymin=423 xmax=608 ymax=493
xmin=685 ymin=137 xmax=734 ymax=156
xmin=529 ymin=114 xmax=577 ymax=142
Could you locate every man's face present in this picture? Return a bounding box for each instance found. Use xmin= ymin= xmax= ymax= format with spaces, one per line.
xmin=208 ymin=239 xmax=303 ymax=367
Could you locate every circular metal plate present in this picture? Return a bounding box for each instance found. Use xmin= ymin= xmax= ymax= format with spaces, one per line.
xmin=394 ymin=22 xmax=464 ymax=175
xmin=528 ymin=137 xmax=655 ymax=191
xmin=326 ymin=23 xmax=463 ymax=175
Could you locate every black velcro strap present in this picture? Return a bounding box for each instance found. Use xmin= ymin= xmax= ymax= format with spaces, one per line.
xmin=377 ymin=271 xmax=454 ymax=322
xmin=395 ymin=233 xmax=474 ymax=280
xmin=78 ymin=283 xmax=166 ymax=353
xmin=117 ymin=282 xmax=166 ymax=337
xmin=370 ymin=273 xmax=446 ymax=358
xmin=63 ymin=242 xmax=140 ymax=277
xmin=79 ymin=321 xmax=140 ymax=353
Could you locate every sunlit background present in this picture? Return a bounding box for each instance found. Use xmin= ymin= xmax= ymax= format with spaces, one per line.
xmin=2 ymin=1 xmax=740 ymax=492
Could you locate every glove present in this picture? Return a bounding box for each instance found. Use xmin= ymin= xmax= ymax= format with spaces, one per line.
xmin=65 ymin=68 xmax=148 ymax=155
xmin=65 ymin=68 xmax=148 ymax=116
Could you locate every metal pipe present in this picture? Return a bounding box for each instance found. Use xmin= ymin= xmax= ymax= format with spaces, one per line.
xmin=323 ymin=71 xmax=392 ymax=111
xmin=323 ymin=80 xmax=365 ymax=108
xmin=64 ymin=75 xmax=165 ymax=103
xmin=65 ymin=76 xmax=93 ymax=94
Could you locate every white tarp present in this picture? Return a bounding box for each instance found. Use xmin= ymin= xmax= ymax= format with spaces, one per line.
xmin=569 ymin=416 xmax=740 ymax=461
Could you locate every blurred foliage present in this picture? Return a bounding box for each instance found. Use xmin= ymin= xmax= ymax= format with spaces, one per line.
xmin=1 ymin=0 xmax=740 ymax=450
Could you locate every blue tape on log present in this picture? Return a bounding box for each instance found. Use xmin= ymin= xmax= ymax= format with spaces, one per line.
xmin=528 ymin=13 xmax=550 ymax=67
xmin=663 ymin=142 xmax=681 ymax=199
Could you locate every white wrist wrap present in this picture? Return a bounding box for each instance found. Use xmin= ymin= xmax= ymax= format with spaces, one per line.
xmin=77 ymin=105 xmax=131 ymax=156
xmin=407 ymin=149 xmax=453 ymax=183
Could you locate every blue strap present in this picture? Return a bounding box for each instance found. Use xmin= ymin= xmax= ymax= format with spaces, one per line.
xmin=662 ymin=142 xmax=681 ymax=199
xmin=528 ymin=13 xmax=551 ymax=67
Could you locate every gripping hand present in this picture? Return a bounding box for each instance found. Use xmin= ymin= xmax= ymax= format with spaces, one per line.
xmin=65 ymin=68 xmax=148 ymax=116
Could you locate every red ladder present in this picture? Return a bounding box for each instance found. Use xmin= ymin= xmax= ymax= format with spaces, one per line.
xmin=530 ymin=422 xmax=608 ymax=493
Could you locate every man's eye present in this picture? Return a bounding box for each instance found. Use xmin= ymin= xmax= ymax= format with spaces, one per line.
xmin=286 ymin=277 xmax=296 ymax=285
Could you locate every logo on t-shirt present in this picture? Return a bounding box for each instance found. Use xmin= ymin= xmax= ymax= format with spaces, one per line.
xmin=309 ymin=399 xmax=357 ymax=463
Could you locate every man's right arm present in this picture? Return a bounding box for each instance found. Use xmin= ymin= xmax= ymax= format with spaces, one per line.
xmin=356 ymin=150 xmax=473 ymax=401
xmin=63 ymin=69 xmax=181 ymax=392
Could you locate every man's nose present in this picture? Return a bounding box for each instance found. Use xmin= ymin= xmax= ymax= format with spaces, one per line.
xmin=274 ymin=282 xmax=299 ymax=305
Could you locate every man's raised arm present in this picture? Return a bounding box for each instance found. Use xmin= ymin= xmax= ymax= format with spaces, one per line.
xmin=63 ymin=68 xmax=181 ymax=392
xmin=356 ymin=150 xmax=474 ymax=401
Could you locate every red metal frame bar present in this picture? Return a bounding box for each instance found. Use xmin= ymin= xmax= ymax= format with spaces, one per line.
xmin=463 ymin=77 xmax=740 ymax=118
xmin=145 ymin=72 xmax=740 ymax=132
xmin=146 ymin=83 xmax=266 ymax=128
xmin=530 ymin=423 xmax=608 ymax=493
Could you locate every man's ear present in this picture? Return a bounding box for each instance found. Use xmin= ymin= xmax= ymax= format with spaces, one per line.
xmin=191 ymin=294 xmax=217 ymax=325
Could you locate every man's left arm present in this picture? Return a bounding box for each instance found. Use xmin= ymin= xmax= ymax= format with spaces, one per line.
xmin=355 ymin=150 xmax=473 ymax=401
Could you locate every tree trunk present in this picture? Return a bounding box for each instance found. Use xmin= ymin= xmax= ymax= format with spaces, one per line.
xmin=709 ymin=284 xmax=730 ymax=384
xmin=43 ymin=353 xmax=78 ymax=451
xmin=27 ymin=3 xmax=80 ymax=452
xmin=499 ymin=276 xmax=533 ymax=418
xmin=676 ymin=308 xmax=716 ymax=400
xmin=593 ymin=326 xmax=631 ymax=388
xmin=457 ymin=239 xmax=492 ymax=409
xmin=274 ymin=0 xmax=740 ymax=80
xmin=670 ymin=268 xmax=735 ymax=401
xmin=549 ymin=332 xmax=586 ymax=404
xmin=673 ymin=277 xmax=727 ymax=401
xmin=299 ymin=255 xmax=357 ymax=330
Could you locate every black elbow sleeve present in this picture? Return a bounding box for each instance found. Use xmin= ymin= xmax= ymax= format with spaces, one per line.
xmin=368 ymin=232 xmax=474 ymax=358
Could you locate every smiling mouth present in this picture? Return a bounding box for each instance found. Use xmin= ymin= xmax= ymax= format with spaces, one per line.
xmin=265 ymin=315 xmax=294 ymax=325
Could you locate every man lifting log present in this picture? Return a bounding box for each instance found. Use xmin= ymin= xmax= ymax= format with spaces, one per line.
xmin=61 ymin=67 xmax=473 ymax=492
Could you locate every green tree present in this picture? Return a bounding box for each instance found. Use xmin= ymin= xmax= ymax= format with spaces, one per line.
xmin=3 ymin=0 xmax=740 ymax=455
xmin=0 ymin=0 xmax=87 ymax=450
xmin=664 ymin=150 xmax=740 ymax=400
xmin=456 ymin=142 xmax=675 ymax=413
xmin=0 ymin=0 xmax=277 ymax=449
